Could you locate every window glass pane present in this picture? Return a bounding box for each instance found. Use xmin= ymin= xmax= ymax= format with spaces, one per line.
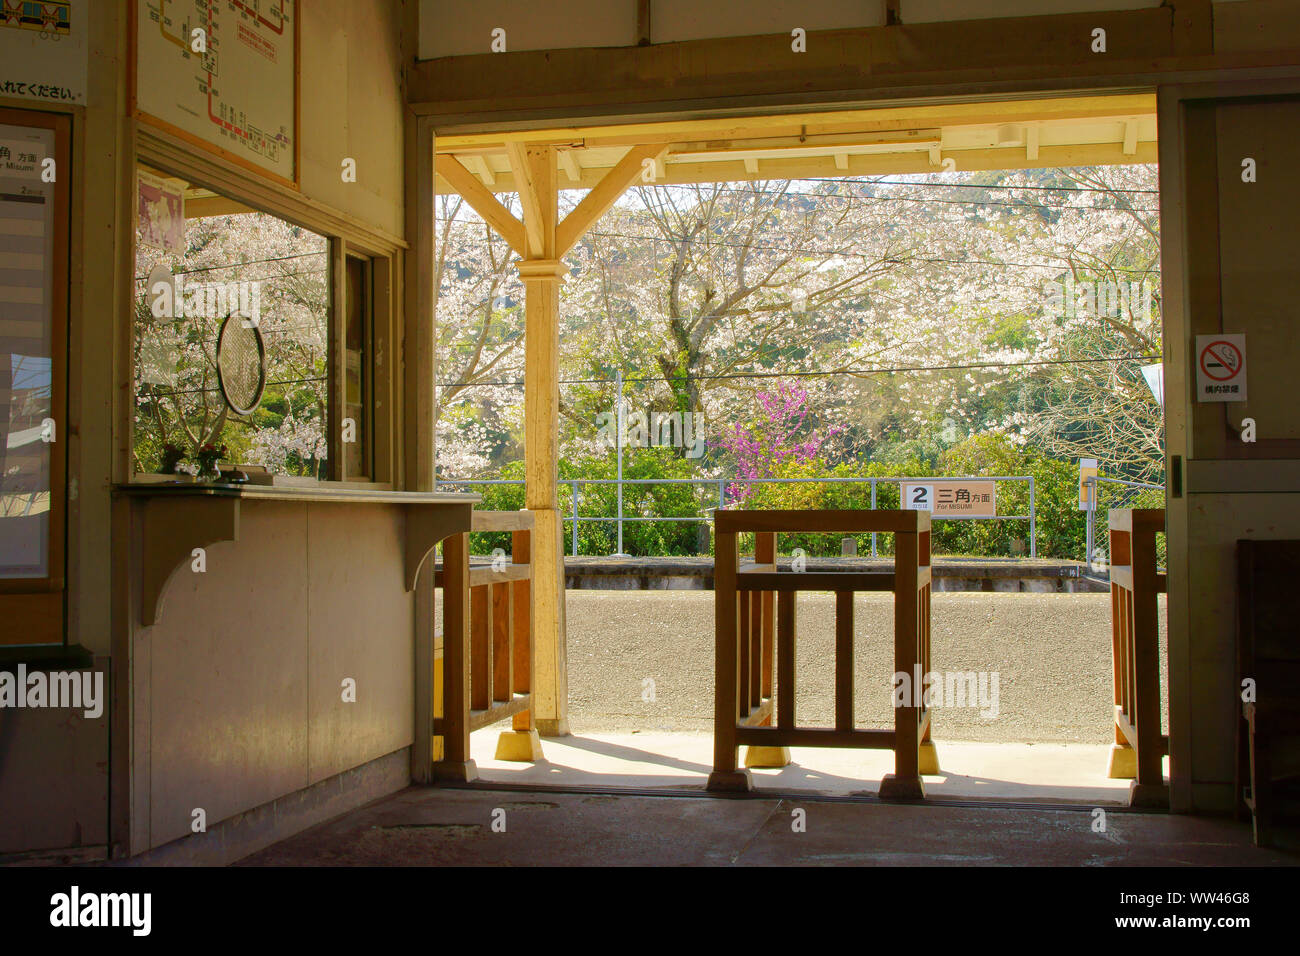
xmin=133 ymin=168 xmax=331 ymax=479
xmin=344 ymin=255 xmax=368 ymax=479
xmin=0 ymin=122 xmax=57 ymax=578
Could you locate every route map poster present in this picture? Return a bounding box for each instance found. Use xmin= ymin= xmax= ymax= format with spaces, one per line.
xmin=135 ymin=0 xmax=296 ymax=184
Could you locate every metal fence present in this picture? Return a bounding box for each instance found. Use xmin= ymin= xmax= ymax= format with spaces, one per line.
xmin=437 ymin=475 xmax=1038 ymax=558
xmin=1083 ymin=475 xmax=1166 ymax=573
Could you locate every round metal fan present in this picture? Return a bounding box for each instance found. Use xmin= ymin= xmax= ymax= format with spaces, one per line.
xmin=215 ymin=314 xmax=267 ymax=416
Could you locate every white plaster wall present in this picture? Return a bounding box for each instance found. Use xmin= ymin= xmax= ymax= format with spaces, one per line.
xmin=420 ymin=0 xmax=637 ymax=58
xmin=300 ymin=0 xmax=406 ymax=238
xmin=418 ymin=0 xmax=1190 ymax=56
xmin=903 ymin=0 xmax=1161 ymax=22
xmin=142 ymin=503 xmax=414 ymax=849
xmin=652 ymin=0 xmax=881 ymax=42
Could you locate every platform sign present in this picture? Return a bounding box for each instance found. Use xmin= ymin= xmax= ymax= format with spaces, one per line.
xmin=901 ymin=480 xmax=996 ymax=516
xmin=1078 ymin=458 xmax=1099 ymax=510
xmin=1195 ymin=333 xmax=1248 ymax=402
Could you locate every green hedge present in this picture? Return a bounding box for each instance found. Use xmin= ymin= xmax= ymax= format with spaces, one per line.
xmin=455 ymin=434 xmax=1148 ymax=561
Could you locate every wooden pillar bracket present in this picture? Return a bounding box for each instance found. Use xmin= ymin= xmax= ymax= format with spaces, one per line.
xmin=515 ymin=258 xmax=568 ymax=280
xmin=139 ymin=496 xmax=240 ymax=627
xmin=405 ymin=502 xmax=475 ymax=592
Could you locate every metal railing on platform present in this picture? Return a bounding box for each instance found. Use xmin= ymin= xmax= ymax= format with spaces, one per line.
xmin=1085 ymin=476 xmax=1165 ymax=573
xmin=439 ymin=474 xmax=1037 ymax=558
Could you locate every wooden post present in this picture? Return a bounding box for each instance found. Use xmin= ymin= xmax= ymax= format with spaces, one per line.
xmin=515 ymin=143 xmax=571 ymax=738
xmin=743 ymin=530 xmax=789 ymax=769
xmin=440 ymin=143 xmax=667 ymax=743
xmin=757 ymin=532 xmax=775 ymax=702
xmin=511 ymin=527 xmax=532 ymax=731
xmin=492 ymin=581 xmax=512 ymax=702
xmin=881 ymin=520 xmax=924 ymax=799
xmin=433 ymin=532 xmax=477 ymax=781
xmin=1107 ymin=525 xmax=1137 ymax=778
xmin=835 ymin=591 xmax=854 ymax=732
xmin=1130 ymin=518 xmax=1167 ymax=807
xmin=708 ymin=527 xmax=752 ymax=791
xmin=739 ymin=588 xmax=752 ymax=715
xmin=471 ymin=582 xmax=491 ymax=711
xmin=496 ymin=524 xmax=544 ymax=761
xmin=777 ymin=591 xmax=797 ymax=730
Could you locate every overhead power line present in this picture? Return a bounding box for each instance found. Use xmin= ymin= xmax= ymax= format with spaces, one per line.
xmin=636 ymin=181 xmax=1162 ymax=214
xmin=436 ymin=353 xmax=1161 ymax=389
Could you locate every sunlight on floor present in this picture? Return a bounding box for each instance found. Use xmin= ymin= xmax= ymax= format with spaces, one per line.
xmin=469 ymin=729 xmax=1167 ymax=805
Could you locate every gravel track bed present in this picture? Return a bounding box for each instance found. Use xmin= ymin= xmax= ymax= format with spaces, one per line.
xmin=566 ymin=590 xmax=1168 ymax=743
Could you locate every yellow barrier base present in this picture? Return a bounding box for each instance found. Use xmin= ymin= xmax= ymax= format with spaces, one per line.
xmin=878 ymin=773 xmax=926 ymax=800
xmin=1107 ymin=743 xmax=1137 ymax=779
xmin=495 ymin=729 xmax=544 ymax=762
xmin=1129 ymin=780 xmax=1170 ymax=809
xmin=919 ymin=741 xmax=941 ymax=775
xmin=744 ymin=745 xmax=792 ymax=768
xmin=430 ymin=759 xmax=479 ymax=783
xmin=707 ymin=769 xmax=754 ymax=792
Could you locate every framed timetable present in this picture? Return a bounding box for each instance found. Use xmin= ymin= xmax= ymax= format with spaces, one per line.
xmin=0 ymin=109 xmax=68 ymax=644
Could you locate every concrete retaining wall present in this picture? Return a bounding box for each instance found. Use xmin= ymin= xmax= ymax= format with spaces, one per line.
xmin=547 ymin=556 xmax=1107 ymax=592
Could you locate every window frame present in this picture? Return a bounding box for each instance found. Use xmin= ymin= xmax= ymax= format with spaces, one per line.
xmin=129 ymin=142 xmax=397 ymax=489
xmin=339 ymin=250 xmax=376 ymax=482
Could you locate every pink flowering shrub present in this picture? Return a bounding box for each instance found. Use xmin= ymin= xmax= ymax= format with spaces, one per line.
xmin=712 ymin=381 xmax=842 ymax=504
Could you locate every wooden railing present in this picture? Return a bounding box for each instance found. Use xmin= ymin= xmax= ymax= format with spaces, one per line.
xmin=1106 ymin=507 xmax=1168 ymax=807
xmin=431 ymin=510 xmax=540 ymax=781
xmin=708 ymin=509 xmax=935 ymax=799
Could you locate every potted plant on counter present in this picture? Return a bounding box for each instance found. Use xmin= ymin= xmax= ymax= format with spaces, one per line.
xmin=195 ymin=443 xmax=228 ymax=482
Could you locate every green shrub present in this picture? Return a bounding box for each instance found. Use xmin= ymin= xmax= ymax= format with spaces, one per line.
xmin=462 ymin=432 xmax=1139 ymax=562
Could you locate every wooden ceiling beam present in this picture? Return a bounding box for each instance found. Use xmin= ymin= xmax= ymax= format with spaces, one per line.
xmin=408 ymin=8 xmax=1214 ymax=126
xmin=506 ymin=142 xmax=548 ymax=256
xmin=436 ymin=141 xmax=1157 ymax=196
xmin=557 ymin=148 xmax=582 ymax=183
xmin=555 ymin=144 xmax=666 ymax=256
xmin=431 ymin=94 xmax=1159 ymax=151
xmin=436 ymin=154 xmax=526 ymax=255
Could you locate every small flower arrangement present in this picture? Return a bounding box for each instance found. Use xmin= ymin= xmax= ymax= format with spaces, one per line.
xmin=159 ymin=443 xmax=185 ymax=475
xmin=194 ymin=443 xmax=228 ymax=480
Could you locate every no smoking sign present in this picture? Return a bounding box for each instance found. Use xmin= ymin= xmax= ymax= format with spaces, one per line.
xmin=1195 ymin=333 xmax=1247 ymax=402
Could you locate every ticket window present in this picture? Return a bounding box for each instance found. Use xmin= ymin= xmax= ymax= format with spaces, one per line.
xmin=0 ymin=109 xmax=69 ymax=646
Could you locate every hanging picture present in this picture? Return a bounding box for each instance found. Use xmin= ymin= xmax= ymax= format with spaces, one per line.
xmin=137 ymin=169 xmax=186 ymax=255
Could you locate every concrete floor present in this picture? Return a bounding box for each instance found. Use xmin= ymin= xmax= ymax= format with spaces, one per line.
xmin=240 ymin=785 xmax=1298 ymax=866
xmin=469 ymin=729 xmax=1149 ymax=804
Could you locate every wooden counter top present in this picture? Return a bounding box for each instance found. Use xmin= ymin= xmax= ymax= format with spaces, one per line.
xmin=120 ymin=482 xmax=480 ymax=626
xmin=115 ymin=482 xmax=480 ymax=506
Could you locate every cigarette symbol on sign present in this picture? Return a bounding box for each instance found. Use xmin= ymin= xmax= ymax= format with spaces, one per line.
xmin=1200 ymin=340 xmax=1242 ymax=381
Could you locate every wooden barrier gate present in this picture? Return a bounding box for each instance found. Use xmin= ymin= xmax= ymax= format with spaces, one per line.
xmin=1106 ymin=507 xmax=1168 ymax=807
xmin=708 ymin=509 xmax=936 ymax=798
xmin=431 ymin=510 xmax=540 ymax=781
